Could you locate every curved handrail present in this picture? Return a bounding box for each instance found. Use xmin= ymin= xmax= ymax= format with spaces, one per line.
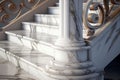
xmin=0 ymin=0 xmax=43 ymax=27
xmin=83 ymin=0 xmax=120 ymax=38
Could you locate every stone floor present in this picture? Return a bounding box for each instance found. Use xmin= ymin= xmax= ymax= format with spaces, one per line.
xmin=0 ymin=57 xmax=38 ymax=80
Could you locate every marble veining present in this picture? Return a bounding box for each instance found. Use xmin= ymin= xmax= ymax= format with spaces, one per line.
xmin=0 ymin=41 xmax=54 ymax=67
xmin=23 ymin=22 xmax=59 ymax=28
xmin=0 ymin=57 xmax=38 ymax=80
xmin=5 ymin=30 xmax=58 ymax=44
xmin=1 ymin=0 xmax=119 ymax=79
xmin=34 ymin=14 xmax=59 ymax=25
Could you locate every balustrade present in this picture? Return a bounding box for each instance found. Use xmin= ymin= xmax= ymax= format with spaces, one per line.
xmin=49 ymin=0 xmax=120 ymax=80
xmin=0 ymin=0 xmax=42 ymax=27
xmin=83 ymin=0 xmax=120 ymax=38
xmin=0 ymin=0 xmax=120 ymax=80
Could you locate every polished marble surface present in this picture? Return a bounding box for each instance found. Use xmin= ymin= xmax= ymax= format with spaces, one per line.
xmin=34 ymin=14 xmax=59 ymax=25
xmin=5 ymin=30 xmax=57 ymax=44
xmin=22 ymin=22 xmax=58 ymax=28
xmin=0 ymin=41 xmax=54 ymax=67
xmin=0 ymin=57 xmax=38 ymax=80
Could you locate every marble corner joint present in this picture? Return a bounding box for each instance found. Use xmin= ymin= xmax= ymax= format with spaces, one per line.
xmin=42 ymin=0 xmax=101 ymax=80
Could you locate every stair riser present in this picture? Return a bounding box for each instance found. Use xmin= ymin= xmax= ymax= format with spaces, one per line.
xmin=35 ymin=15 xmax=59 ymax=25
xmin=23 ymin=24 xmax=59 ymax=36
xmin=48 ymin=7 xmax=59 ymax=14
xmin=7 ymin=35 xmax=55 ymax=57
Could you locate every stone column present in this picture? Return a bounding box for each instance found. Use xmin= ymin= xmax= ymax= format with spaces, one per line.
xmin=56 ymin=0 xmax=72 ymax=46
xmin=45 ymin=0 xmax=100 ymax=80
xmin=56 ymin=0 xmax=85 ymax=46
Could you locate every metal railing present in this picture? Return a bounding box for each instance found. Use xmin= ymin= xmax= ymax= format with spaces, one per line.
xmin=82 ymin=0 xmax=120 ymax=37
xmin=0 ymin=0 xmax=42 ymax=27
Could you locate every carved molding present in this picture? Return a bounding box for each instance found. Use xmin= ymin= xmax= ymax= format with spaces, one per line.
xmin=0 ymin=0 xmax=41 ymax=27
xmin=83 ymin=0 xmax=120 ymax=37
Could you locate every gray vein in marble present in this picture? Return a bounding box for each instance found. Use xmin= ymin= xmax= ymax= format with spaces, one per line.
xmin=0 ymin=41 xmax=54 ymax=67
xmin=0 ymin=57 xmax=38 ymax=80
xmin=6 ymin=30 xmax=57 ymax=44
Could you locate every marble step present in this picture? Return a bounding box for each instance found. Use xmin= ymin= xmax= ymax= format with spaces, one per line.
xmin=48 ymin=7 xmax=59 ymax=14
xmin=0 ymin=56 xmax=39 ymax=80
xmin=5 ymin=30 xmax=58 ymax=57
xmin=22 ymin=22 xmax=59 ymax=36
xmin=45 ymin=72 xmax=99 ymax=80
xmin=0 ymin=41 xmax=54 ymax=79
xmin=34 ymin=14 xmax=59 ymax=26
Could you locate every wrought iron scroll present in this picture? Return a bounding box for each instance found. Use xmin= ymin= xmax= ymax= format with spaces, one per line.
xmin=83 ymin=0 xmax=120 ymax=37
xmin=0 ymin=0 xmax=41 ymax=27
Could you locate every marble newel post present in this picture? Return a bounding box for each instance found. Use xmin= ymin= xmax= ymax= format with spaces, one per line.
xmin=45 ymin=0 xmax=101 ymax=80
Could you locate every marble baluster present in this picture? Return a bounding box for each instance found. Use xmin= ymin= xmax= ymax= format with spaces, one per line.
xmin=45 ymin=0 xmax=100 ymax=80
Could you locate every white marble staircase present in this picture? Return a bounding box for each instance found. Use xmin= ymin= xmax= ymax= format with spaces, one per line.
xmin=0 ymin=2 xmax=60 ymax=80
xmin=0 ymin=1 xmax=120 ymax=80
xmin=0 ymin=2 xmax=99 ymax=80
xmin=0 ymin=57 xmax=38 ymax=80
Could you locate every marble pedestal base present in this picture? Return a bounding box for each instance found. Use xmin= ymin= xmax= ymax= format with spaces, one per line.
xmin=43 ymin=42 xmax=100 ymax=80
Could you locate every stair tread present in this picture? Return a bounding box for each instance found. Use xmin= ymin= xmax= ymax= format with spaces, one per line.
xmin=0 ymin=40 xmax=54 ymax=67
xmin=0 ymin=57 xmax=38 ymax=80
xmin=22 ymin=22 xmax=58 ymax=28
xmin=5 ymin=30 xmax=57 ymax=44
